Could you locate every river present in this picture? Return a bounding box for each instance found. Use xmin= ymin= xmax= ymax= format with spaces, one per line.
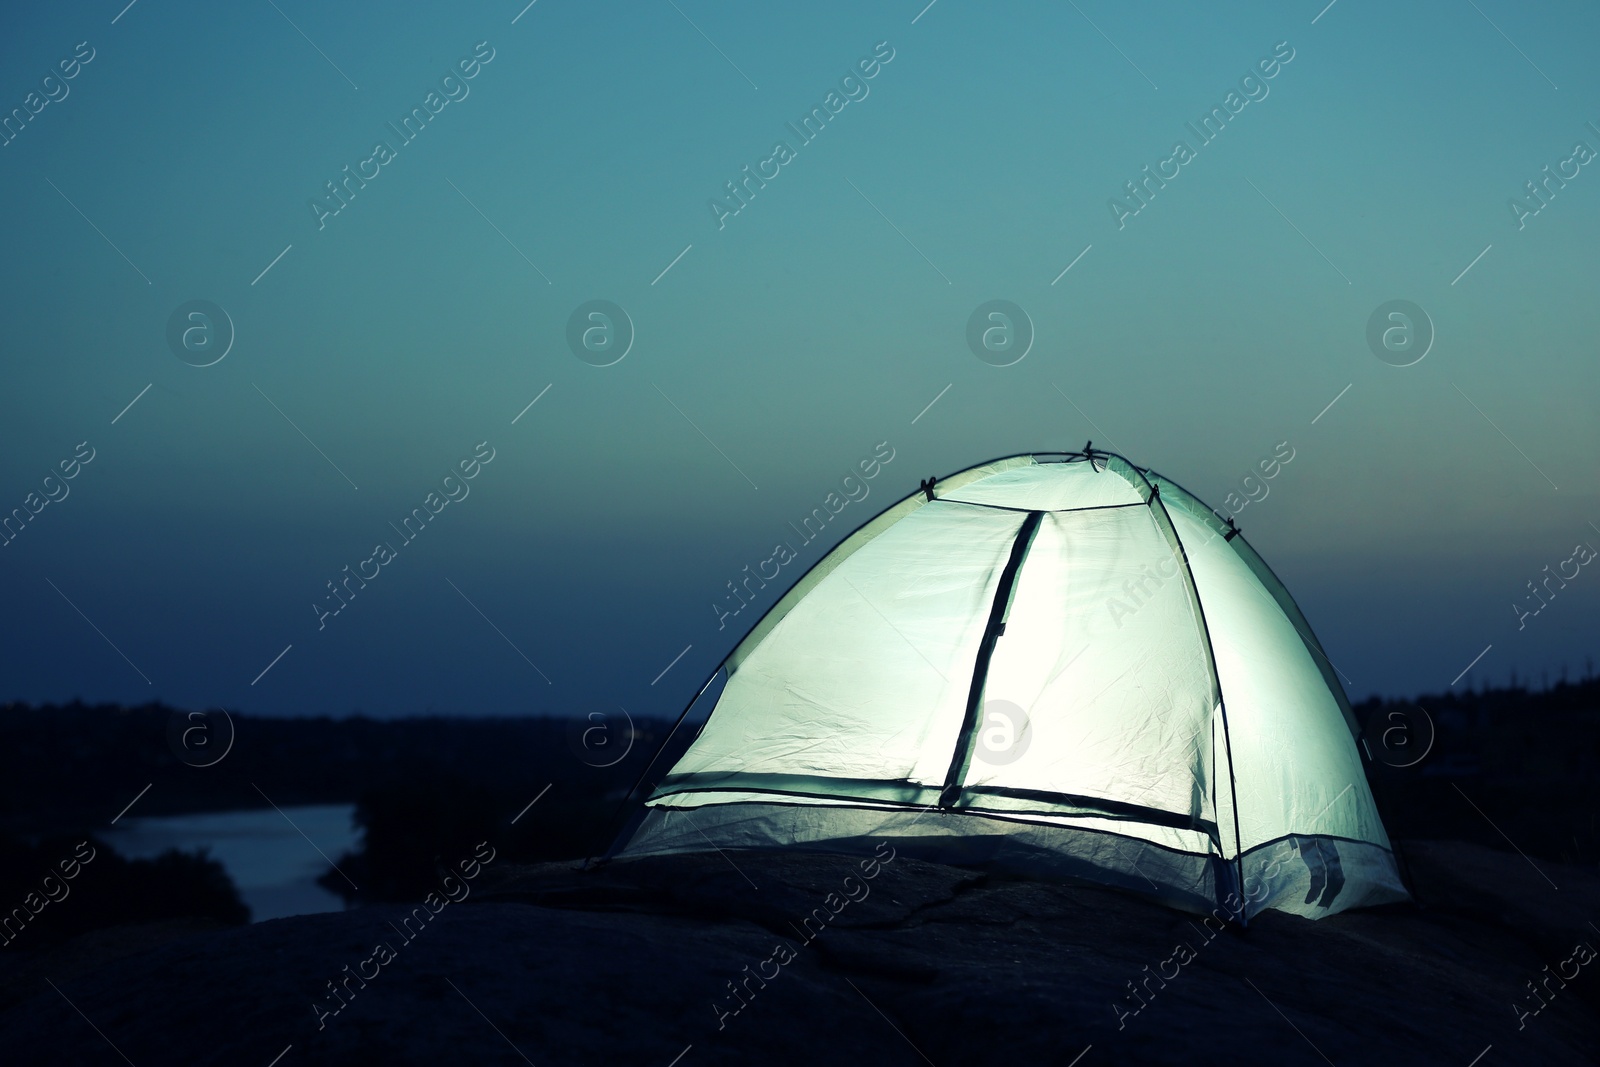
xmin=103 ymin=804 xmax=359 ymax=923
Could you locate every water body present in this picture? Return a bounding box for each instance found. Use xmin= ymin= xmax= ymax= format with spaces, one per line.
xmin=105 ymin=805 xmax=358 ymax=923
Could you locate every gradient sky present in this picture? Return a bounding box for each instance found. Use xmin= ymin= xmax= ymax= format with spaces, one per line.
xmin=1 ymin=0 xmax=1596 ymax=720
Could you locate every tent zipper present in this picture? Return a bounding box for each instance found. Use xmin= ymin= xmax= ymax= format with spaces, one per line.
xmin=938 ymin=509 xmax=1044 ymax=808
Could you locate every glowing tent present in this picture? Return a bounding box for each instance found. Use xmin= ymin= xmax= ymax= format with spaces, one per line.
xmin=614 ymin=450 xmax=1408 ymax=921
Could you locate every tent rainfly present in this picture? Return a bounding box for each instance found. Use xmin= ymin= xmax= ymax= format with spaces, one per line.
xmin=612 ymin=450 xmax=1409 ymax=921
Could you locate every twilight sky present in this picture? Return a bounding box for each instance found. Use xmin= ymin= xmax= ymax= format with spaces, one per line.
xmin=1 ymin=0 xmax=1596 ymax=719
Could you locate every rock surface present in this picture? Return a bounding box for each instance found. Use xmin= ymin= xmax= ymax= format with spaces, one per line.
xmin=1 ymin=840 xmax=1596 ymax=1066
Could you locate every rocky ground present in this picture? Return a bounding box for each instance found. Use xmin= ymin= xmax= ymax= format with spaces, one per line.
xmin=0 ymin=839 xmax=1596 ymax=1066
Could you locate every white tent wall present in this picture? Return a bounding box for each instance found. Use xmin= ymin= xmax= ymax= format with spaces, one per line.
xmin=1164 ymin=501 xmax=1382 ymax=849
xmin=1156 ymin=483 xmax=1407 ymax=917
xmin=969 ymin=507 xmax=1219 ymax=835
xmin=616 ymin=453 xmax=1409 ymax=922
xmin=942 ymin=455 xmax=1145 ymax=510
xmin=663 ymin=501 xmax=1022 ymax=788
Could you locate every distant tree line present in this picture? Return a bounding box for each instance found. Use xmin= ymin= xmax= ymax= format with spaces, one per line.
xmin=1359 ymin=676 xmax=1600 ymax=867
xmin=0 ymin=701 xmax=693 ymax=908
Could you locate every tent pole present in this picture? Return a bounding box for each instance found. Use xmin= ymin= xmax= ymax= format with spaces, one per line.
xmin=587 ymin=669 xmax=721 ymax=869
xmin=1139 ymin=476 xmax=1249 ymax=926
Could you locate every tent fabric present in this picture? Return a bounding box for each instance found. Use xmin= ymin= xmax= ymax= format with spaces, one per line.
xmin=617 ymin=452 xmax=1408 ymax=921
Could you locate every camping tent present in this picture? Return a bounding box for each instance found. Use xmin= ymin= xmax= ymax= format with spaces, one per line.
xmin=613 ymin=450 xmax=1409 ymax=921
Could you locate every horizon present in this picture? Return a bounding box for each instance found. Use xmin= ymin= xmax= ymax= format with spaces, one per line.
xmin=10 ymin=664 xmax=1600 ymax=723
